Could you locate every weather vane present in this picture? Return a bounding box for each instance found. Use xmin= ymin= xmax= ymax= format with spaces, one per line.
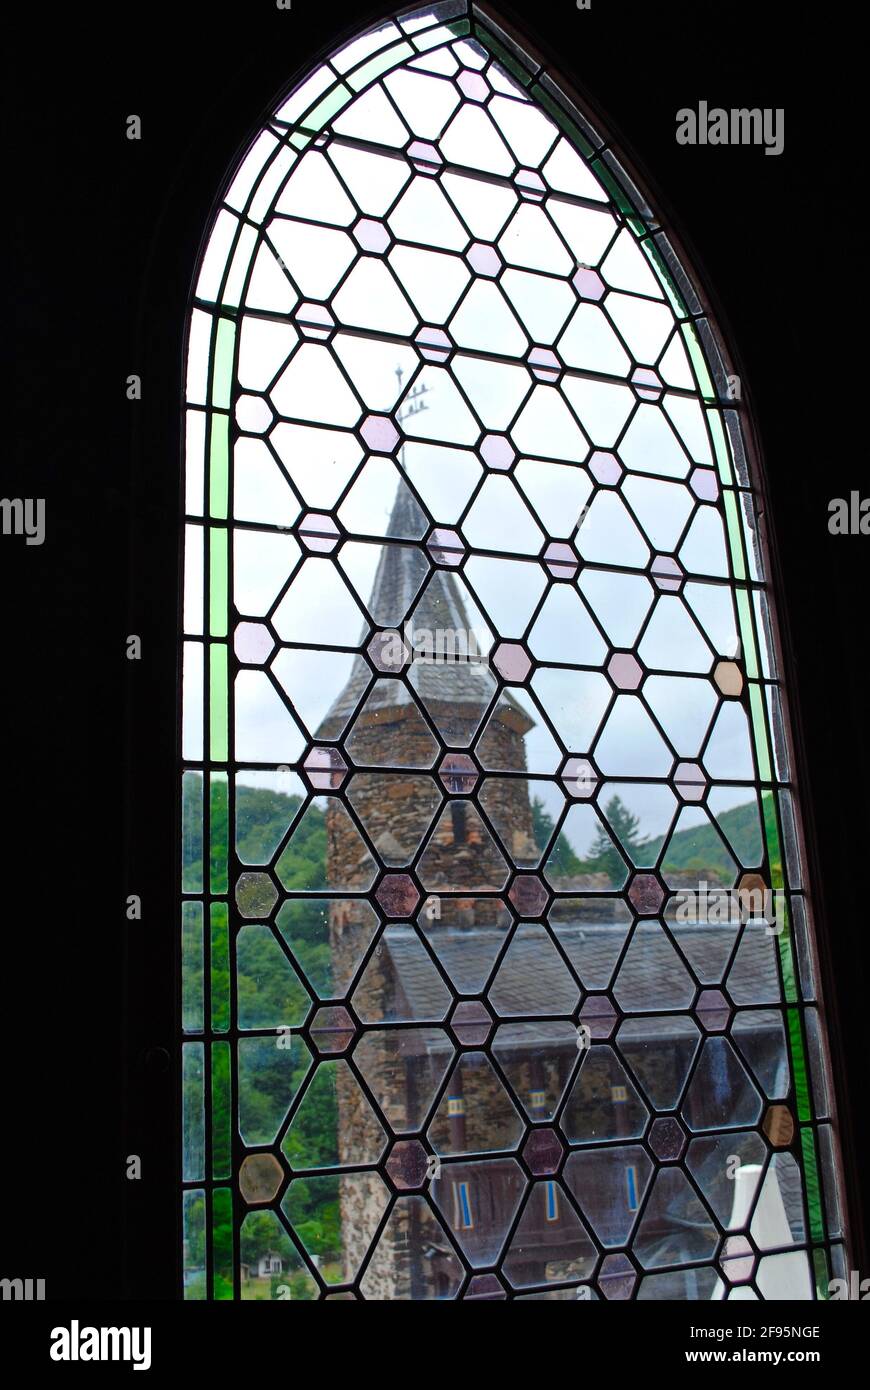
xmin=394 ymin=364 xmax=431 ymax=469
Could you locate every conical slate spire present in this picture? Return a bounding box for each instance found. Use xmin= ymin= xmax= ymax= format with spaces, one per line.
xmin=317 ymin=481 xmax=534 ymax=738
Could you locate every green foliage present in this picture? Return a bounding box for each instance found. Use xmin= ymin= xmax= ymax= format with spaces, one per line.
xmin=237 ymin=925 xmax=309 ymax=1029
xmin=181 ymin=777 xmax=328 ymax=889
xmin=589 ymin=795 xmax=648 ymax=877
xmin=183 ymin=775 xmax=331 ymax=989
xmin=538 ymin=793 xmax=771 ymax=885
xmin=240 ymin=1210 xmax=291 ymax=1264
xmin=212 ymin=1188 xmax=234 ymax=1300
xmin=532 ymin=796 xmax=582 ymax=874
xmin=237 ymin=786 xmax=302 ymax=864
xmin=652 ymin=798 xmax=768 ymax=879
xmin=181 ymin=906 xmax=204 ymax=1031
xmin=237 ymin=1039 xmax=314 ymax=1147
xmin=285 ymin=1175 xmax=341 ymax=1259
xmin=282 ymin=1066 xmax=340 ymax=1170
xmin=181 ymin=773 xmax=203 ymax=892
xmin=274 ymin=807 xmax=328 ymax=891
xmin=184 ymin=1194 xmax=206 ymax=1266
xmin=280 ymin=1271 xmax=317 ymax=1301
xmin=211 ymin=1043 xmax=232 ymax=1177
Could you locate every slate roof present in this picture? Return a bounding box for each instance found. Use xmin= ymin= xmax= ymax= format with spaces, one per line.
xmin=379 ymin=923 xmax=802 ymax=1231
xmin=382 ymin=922 xmax=783 ymax=1031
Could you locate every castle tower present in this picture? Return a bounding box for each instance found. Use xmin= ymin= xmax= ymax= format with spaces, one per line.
xmin=316 ymin=473 xmax=539 ymax=1294
xmin=317 ymin=472 xmax=538 ymax=917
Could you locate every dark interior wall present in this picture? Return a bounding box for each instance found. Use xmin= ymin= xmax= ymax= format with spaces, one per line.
xmin=4 ymin=0 xmax=865 ymax=1298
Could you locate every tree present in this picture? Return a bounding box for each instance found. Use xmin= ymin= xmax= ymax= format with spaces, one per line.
xmin=531 ymin=795 xmax=583 ymax=875
xmin=589 ymin=795 xmax=648 ymax=880
xmin=241 ymin=1211 xmax=289 ymax=1265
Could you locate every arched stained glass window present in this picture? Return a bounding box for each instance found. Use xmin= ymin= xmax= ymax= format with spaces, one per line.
xmin=180 ymin=1 xmax=845 ymax=1301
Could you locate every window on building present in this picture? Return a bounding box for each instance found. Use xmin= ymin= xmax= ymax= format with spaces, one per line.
xmin=545 ymin=1180 xmax=559 ymax=1223
xmin=180 ymin=0 xmax=845 ymax=1301
xmin=450 ymin=801 xmax=468 ymax=844
xmin=454 ymin=1180 xmax=475 ymax=1230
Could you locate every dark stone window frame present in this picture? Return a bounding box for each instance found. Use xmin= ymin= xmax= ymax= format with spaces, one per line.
xmin=116 ymin=0 xmax=868 ymax=1298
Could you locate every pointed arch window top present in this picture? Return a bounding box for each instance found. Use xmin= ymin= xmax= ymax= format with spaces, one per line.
xmin=180 ymin=1 xmax=846 ymax=1304
xmin=188 ymin=1 xmax=745 ymax=512
xmin=191 ymin=2 xmax=727 ymax=398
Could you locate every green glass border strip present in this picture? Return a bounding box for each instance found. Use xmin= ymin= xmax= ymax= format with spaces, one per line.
xmin=303 ymin=82 xmax=354 ymax=133
xmin=208 ymin=416 xmax=229 ymax=520
xmin=681 ymin=322 xmax=716 ymax=401
xmin=641 ymin=238 xmax=688 ymax=318
xmin=724 ymin=495 xmax=746 ymax=581
xmin=210 ymin=902 xmax=231 ymax=1033
xmin=589 ymin=156 xmax=644 ymax=232
xmin=211 ymin=1187 xmax=234 ymax=1300
xmin=211 ymin=318 xmax=235 ymax=410
xmin=211 ymin=1041 xmax=232 ymax=1180
xmin=763 ymin=796 xmax=801 ymax=1005
xmin=703 ymin=306 xmax=819 ymax=1239
xmin=209 ymin=644 xmax=228 ymax=762
xmin=800 ymin=1125 xmax=826 ymax=1244
xmin=530 ymin=83 xmax=594 ymax=158
xmin=812 ymin=1246 xmax=830 ymax=1300
xmin=749 ymin=684 xmax=772 ymax=783
xmin=182 ymin=901 xmax=204 ymax=1033
xmin=707 ymin=407 xmax=733 ymax=484
xmin=776 ymin=900 xmax=797 ymax=1003
xmin=736 ymin=589 xmax=757 ymax=674
xmin=348 ymin=40 xmax=414 ymax=91
xmin=477 ymin=25 xmax=534 ymax=86
xmin=209 ymin=528 xmax=228 ymax=636
xmin=209 ymin=772 xmax=229 ymax=893
xmin=788 ymin=1007 xmax=811 ymax=1123
xmin=206 ymin=316 xmax=234 ymax=530
xmin=761 ymin=790 xmax=783 ymax=886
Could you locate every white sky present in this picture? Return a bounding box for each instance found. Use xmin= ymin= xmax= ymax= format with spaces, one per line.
xmin=183 ymin=31 xmax=768 ymax=849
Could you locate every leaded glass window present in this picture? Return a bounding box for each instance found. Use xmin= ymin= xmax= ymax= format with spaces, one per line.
xmin=180 ymin=1 xmax=845 ymax=1301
